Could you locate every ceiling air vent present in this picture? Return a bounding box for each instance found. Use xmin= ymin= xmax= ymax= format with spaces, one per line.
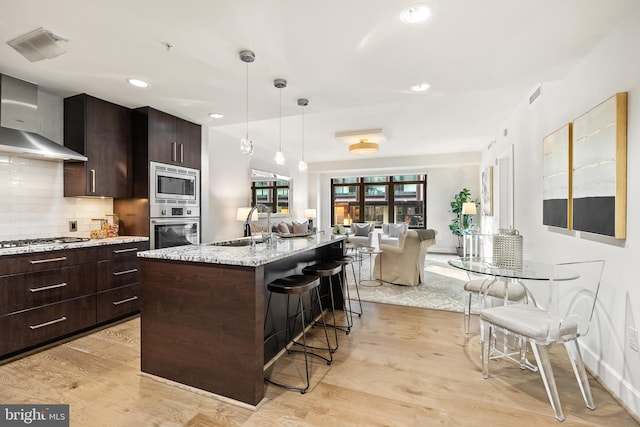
xmin=7 ymin=27 xmax=67 ymax=62
xmin=529 ymin=85 xmax=542 ymax=105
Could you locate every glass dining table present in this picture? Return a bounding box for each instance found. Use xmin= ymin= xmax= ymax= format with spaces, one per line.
xmin=447 ymin=258 xmax=580 ymax=282
xmin=448 ymin=257 xmax=581 ymax=371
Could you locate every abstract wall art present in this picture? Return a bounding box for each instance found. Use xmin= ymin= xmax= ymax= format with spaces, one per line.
xmin=543 ymin=124 xmax=572 ymax=229
xmin=571 ymin=92 xmax=627 ymax=239
xmin=481 ymin=166 xmax=493 ymax=216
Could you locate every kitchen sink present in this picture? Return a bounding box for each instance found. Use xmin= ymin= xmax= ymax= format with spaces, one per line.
xmin=210 ymin=239 xmax=262 ymax=247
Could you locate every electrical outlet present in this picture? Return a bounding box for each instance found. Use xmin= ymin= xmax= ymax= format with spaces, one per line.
xmin=69 ymin=220 xmax=77 ymax=232
xmin=629 ymin=327 xmax=639 ymax=352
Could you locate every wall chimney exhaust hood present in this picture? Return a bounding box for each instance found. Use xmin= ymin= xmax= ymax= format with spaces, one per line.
xmin=0 ymin=74 xmax=87 ymax=161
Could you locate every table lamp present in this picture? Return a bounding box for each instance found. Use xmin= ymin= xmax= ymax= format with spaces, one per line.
xmin=304 ymin=209 xmax=317 ymax=231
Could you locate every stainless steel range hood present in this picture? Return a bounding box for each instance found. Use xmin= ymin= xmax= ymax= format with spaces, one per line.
xmin=0 ymin=74 xmax=87 ymax=161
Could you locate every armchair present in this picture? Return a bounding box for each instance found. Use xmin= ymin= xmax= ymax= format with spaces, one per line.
xmin=346 ymin=223 xmax=374 ymax=247
xmin=373 ymin=229 xmax=436 ymax=286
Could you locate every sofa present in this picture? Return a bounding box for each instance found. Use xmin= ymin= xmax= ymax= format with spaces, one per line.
xmin=374 ymin=229 xmax=437 ymax=286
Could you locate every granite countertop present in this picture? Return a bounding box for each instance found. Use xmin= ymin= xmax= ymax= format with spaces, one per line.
xmin=0 ymin=236 xmax=149 ymax=257
xmin=138 ymin=233 xmax=347 ymax=267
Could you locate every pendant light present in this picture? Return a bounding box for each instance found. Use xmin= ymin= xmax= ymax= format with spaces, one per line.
xmin=274 ymin=78 xmax=286 ymax=165
xmin=297 ymin=98 xmax=309 ymax=172
xmin=239 ymin=50 xmax=255 ymax=155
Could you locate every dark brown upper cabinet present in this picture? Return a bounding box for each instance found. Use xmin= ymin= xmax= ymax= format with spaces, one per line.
xmin=63 ymin=94 xmax=132 ymax=198
xmin=131 ymin=107 xmax=201 ymax=198
xmin=134 ymin=107 xmax=201 ymax=168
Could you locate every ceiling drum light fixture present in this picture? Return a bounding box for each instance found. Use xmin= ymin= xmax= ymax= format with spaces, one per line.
xmin=401 ymin=3 xmax=433 ymax=24
xmin=411 ymin=82 xmax=431 ymax=92
xmin=127 ymin=78 xmax=149 ymax=88
xmin=274 ymin=78 xmax=287 ymax=165
xmin=239 ymin=49 xmax=255 ymax=155
xmin=208 ymin=112 xmax=224 ymax=119
xmin=297 ymin=98 xmax=309 ymax=172
xmin=349 ymin=139 xmax=379 ymax=155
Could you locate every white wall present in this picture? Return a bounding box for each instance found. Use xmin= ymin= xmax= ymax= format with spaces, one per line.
xmin=483 ymin=6 xmax=640 ymax=416
xmin=203 ymin=128 xmax=310 ymax=242
xmin=0 ymin=91 xmax=113 ymax=240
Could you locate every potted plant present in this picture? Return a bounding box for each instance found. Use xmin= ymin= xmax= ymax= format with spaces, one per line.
xmin=449 ymin=188 xmax=476 ymax=255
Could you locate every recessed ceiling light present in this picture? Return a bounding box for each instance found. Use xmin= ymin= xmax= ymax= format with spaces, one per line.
xmin=127 ymin=78 xmax=149 ymax=88
xmin=208 ymin=113 xmax=224 ymax=119
xmin=401 ymin=4 xmax=433 ymax=24
xmin=411 ymin=82 xmax=431 ymax=92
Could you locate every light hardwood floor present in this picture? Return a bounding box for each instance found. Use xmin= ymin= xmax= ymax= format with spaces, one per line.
xmin=0 ymin=303 xmax=637 ymax=426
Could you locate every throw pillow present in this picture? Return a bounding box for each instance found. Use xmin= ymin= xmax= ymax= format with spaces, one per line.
xmin=388 ymin=223 xmax=406 ymax=238
xmin=277 ymin=222 xmax=290 ymax=234
xmin=292 ymin=221 xmax=308 ymax=234
xmin=352 ymin=223 xmax=371 ymax=237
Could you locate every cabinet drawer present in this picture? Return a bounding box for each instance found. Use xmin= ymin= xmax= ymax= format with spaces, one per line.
xmin=96 ymin=241 xmax=148 ymax=260
xmin=0 ymin=295 xmax=96 ymax=357
xmin=97 ymin=284 xmax=139 ymax=324
xmin=0 ymin=248 xmax=97 ymax=275
xmin=0 ymin=263 xmax=96 ymax=316
xmin=97 ymin=258 xmax=140 ymax=291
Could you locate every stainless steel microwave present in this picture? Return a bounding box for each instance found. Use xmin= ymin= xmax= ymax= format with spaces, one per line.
xmin=150 ymin=161 xmax=200 ymax=206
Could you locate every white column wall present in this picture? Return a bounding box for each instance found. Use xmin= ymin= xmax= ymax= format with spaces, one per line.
xmin=483 ymin=6 xmax=640 ymax=416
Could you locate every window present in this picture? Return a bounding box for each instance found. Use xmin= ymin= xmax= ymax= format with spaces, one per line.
xmin=252 ymin=179 xmax=290 ymax=214
xmin=331 ymin=175 xmax=427 ymax=228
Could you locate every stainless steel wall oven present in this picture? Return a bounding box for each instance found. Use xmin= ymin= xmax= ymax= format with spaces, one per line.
xmin=149 ymin=161 xmax=200 ymax=249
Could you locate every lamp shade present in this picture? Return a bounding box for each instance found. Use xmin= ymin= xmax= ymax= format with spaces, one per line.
xmin=304 ymin=209 xmax=317 ymax=219
xmin=349 ymin=139 xmax=378 ymax=155
xmin=462 ymin=202 xmax=477 ymax=215
xmin=236 ymin=207 xmax=258 ymax=221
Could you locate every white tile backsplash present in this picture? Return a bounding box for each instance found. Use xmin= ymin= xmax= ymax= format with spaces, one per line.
xmin=0 ymin=155 xmax=113 ymax=240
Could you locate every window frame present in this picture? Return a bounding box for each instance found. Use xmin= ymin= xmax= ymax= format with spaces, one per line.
xmin=330 ymin=175 xmax=427 ymax=228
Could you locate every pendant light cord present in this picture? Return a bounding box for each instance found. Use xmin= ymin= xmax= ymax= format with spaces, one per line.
xmin=245 ymin=61 xmax=249 ymax=139
xmin=301 ymin=104 xmax=305 ymax=161
xmin=279 ymin=88 xmax=282 ymax=152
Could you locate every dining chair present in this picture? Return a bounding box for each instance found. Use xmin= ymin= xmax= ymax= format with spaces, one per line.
xmin=479 ymin=259 xmax=605 ymax=421
xmin=461 ymin=233 xmax=528 ymax=334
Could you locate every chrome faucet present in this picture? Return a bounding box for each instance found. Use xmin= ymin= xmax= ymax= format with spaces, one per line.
xmin=243 ymin=204 xmax=271 ymax=242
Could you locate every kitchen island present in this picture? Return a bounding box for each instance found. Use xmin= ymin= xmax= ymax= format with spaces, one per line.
xmin=137 ymin=233 xmax=346 ymax=407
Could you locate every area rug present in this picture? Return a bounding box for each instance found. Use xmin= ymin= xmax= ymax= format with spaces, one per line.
xmin=345 ymin=253 xmax=480 ymax=314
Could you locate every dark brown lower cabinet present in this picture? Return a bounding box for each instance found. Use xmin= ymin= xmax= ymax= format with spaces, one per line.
xmin=0 ymin=240 xmax=147 ymax=359
xmin=0 ymin=295 xmax=96 ymax=356
xmin=97 ymin=284 xmax=139 ymax=324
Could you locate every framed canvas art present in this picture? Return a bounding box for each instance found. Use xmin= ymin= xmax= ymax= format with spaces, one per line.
xmin=543 ymin=124 xmax=572 ymax=229
xmin=572 ymin=92 xmax=627 ymax=239
xmin=481 ymin=166 xmax=493 ymax=216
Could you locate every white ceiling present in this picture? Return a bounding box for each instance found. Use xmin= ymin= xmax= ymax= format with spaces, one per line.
xmin=0 ymin=0 xmax=636 ymax=163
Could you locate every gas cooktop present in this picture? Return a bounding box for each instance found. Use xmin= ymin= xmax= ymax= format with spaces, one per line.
xmin=0 ymin=236 xmax=90 ymax=249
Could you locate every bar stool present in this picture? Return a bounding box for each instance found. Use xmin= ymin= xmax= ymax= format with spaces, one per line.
xmin=302 ymin=261 xmax=346 ymax=352
xmin=333 ymin=255 xmax=363 ymax=329
xmin=264 ymin=274 xmax=333 ymax=394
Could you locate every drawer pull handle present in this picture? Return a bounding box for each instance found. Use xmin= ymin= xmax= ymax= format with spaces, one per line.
xmin=113 ymin=248 xmax=138 ymax=254
xmin=113 ymin=296 xmax=138 ymax=306
xmin=30 ymin=316 xmax=67 ymax=330
xmin=113 ymin=268 xmax=138 ymax=276
xmin=29 ymin=256 xmax=67 ymax=265
xmin=30 ymin=282 xmax=68 ymax=293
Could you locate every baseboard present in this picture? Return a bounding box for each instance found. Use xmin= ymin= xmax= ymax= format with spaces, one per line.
xmin=582 ymin=344 xmax=640 ymax=421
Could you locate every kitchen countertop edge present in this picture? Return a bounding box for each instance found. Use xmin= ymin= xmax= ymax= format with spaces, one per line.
xmin=138 ymin=234 xmax=347 ymax=267
xmin=0 ymin=236 xmax=149 ymax=256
